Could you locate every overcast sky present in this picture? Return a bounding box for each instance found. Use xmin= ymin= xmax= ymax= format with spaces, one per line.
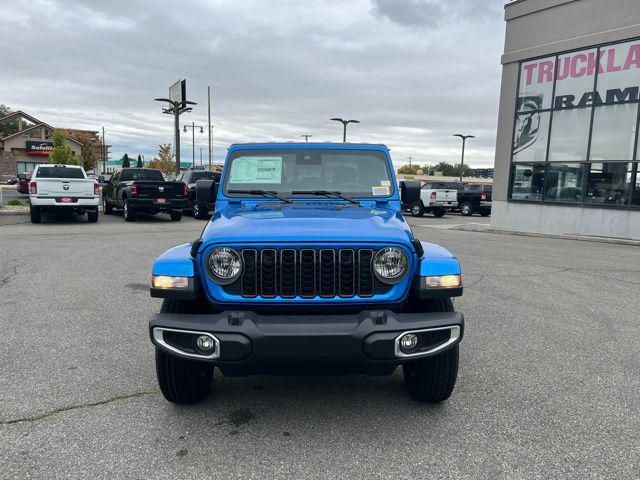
xmin=1 ymin=0 xmax=505 ymax=169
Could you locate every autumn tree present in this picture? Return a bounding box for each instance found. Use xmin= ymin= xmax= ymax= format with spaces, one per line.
xmin=48 ymin=130 xmax=77 ymax=165
xmin=147 ymin=144 xmax=175 ymax=176
xmin=69 ymin=131 xmax=97 ymax=172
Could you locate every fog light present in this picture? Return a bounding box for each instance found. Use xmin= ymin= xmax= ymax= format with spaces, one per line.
xmin=196 ymin=335 xmax=215 ymax=353
xmin=400 ymin=333 xmax=419 ymax=352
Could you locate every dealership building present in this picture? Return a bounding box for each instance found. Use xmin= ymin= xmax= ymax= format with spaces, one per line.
xmin=492 ymin=0 xmax=640 ymax=240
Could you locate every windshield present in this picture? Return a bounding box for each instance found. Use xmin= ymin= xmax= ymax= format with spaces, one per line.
xmin=223 ymin=149 xmax=394 ymax=198
xmin=35 ymin=166 xmax=85 ymax=179
xmin=120 ymin=169 xmax=164 ymax=182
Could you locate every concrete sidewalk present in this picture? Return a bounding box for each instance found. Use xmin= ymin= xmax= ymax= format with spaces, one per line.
xmin=454 ymin=222 xmax=640 ymax=246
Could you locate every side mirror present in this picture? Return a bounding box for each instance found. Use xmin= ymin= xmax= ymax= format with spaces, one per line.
xmin=196 ymin=179 xmax=218 ymax=204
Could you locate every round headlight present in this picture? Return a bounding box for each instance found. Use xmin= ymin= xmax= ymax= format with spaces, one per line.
xmin=207 ymin=247 xmax=243 ymax=284
xmin=373 ymin=247 xmax=408 ymax=284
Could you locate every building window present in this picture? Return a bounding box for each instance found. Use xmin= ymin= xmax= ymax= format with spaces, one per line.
xmin=585 ymin=163 xmax=632 ymax=206
xmin=17 ymin=162 xmax=38 ymax=174
xmin=544 ymin=163 xmax=583 ymax=202
xmin=548 ymin=108 xmax=591 ymax=161
xmin=590 ymin=103 xmax=638 ymax=161
xmin=510 ymin=37 xmax=640 ymax=209
xmin=510 ymin=163 xmax=545 ymax=201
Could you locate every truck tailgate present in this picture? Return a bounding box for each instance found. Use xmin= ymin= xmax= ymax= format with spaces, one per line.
xmin=36 ymin=178 xmax=95 ymax=197
xmin=134 ymin=181 xmax=184 ymax=199
xmin=437 ymin=189 xmax=458 ymax=202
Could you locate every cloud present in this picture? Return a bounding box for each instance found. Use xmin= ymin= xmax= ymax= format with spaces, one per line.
xmin=370 ymin=0 xmax=443 ymax=30
xmin=0 ymin=0 xmax=504 ymax=168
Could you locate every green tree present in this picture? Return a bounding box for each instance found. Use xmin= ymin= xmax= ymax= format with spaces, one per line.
xmin=48 ymin=130 xmax=77 ymax=165
xmin=147 ymin=144 xmax=175 ymax=176
xmin=73 ymin=131 xmax=97 ymax=172
xmin=122 ymin=153 xmax=130 ymax=168
xmin=0 ymin=104 xmax=18 ymax=138
xmin=136 ymin=154 xmax=143 ymax=168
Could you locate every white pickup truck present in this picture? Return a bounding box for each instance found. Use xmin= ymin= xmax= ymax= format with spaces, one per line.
xmin=28 ymin=164 xmax=100 ymax=224
xmin=409 ymin=181 xmax=459 ymax=217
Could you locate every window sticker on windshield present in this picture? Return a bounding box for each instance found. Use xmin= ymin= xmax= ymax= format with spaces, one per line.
xmin=372 ymin=185 xmax=390 ymax=196
xmin=229 ymin=157 xmax=282 ymax=184
xmin=380 ymin=180 xmax=391 ymax=186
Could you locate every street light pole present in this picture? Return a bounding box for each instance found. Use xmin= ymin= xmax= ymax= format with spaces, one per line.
xmin=183 ymin=122 xmax=204 ymax=168
xmin=330 ymin=118 xmax=360 ymax=142
xmin=453 ymin=134 xmax=475 ymax=182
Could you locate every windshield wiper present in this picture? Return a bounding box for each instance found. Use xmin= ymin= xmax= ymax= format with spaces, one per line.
xmin=227 ymin=189 xmax=292 ymax=203
xmin=291 ymin=190 xmax=360 ymax=205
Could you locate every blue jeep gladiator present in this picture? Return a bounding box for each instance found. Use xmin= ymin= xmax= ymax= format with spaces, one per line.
xmin=149 ymin=143 xmax=464 ymax=404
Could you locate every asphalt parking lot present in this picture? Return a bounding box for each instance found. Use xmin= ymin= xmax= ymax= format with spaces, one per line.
xmin=1 ymin=211 xmax=638 ymax=479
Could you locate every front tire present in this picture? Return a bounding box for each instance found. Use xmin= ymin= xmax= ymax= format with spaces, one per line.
xmin=432 ymin=207 xmax=446 ymax=218
xmin=410 ymin=202 xmax=424 ymax=217
xmin=30 ymin=205 xmax=42 ymax=224
xmin=169 ymin=210 xmax=183 ymax=221
xmin=460 ymin=202 xmax=473 ymax=216
xmin=155 ymin=299 xmax=214 ymax=404
xmin=193 ymin=202 xmax=208 ymax=219
xmin=123 ymin=199 xmax=135 ymax=222
xmin=103 ymin=199 xmax=113 ymax=215
xmin=403 ymin=298 xmax=459 ymax=403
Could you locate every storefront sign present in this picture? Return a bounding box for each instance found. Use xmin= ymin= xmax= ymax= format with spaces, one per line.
xmin=26 ymin=141 xmax=53 ymax=155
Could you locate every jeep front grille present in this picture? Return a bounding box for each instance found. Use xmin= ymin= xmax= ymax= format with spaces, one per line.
xmin=224 ymin=248 xmax=392 ymax=299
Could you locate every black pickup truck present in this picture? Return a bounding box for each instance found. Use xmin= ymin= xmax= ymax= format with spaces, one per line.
xmin=102 ymin=168 xmax=187 ymax=222
xmin=176 ymin=169 xmax=221 ymax=219
xmin=457 ymin=183 xmax=492 ymax=216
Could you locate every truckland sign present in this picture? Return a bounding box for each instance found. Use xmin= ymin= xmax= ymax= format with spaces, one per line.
xmin=514 ymin=39 xmax=640 ymax=157
xmin=26 ymin=141 xmax=54 ymax=155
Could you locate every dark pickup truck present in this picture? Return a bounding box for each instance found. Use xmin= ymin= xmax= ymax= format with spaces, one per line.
xmin=102 ymin=168 xmax=187 ymax=222
xmin=457 ymin=183 xmax=492 ymax=216
xmin=176 ymin=169 xmax=221 ymax=219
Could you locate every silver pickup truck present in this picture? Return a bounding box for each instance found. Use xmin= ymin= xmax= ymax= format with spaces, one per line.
xmin=28 ymin=164 xmax=100 ymax=223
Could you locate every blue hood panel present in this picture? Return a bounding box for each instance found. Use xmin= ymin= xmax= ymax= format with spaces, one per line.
xmin=201 ymin=204 xmax=414 ymax=246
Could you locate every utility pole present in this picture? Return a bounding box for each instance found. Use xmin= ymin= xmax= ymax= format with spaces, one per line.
xmin=101 ymin=126 xmax=106 ymax=174
xmin=453 ymin=134 xmax=475 ymax=182
xmin=330 ymin=118 xmax=360 ymax=142
xmin=300 ymin=134 xmax=312 ymax=142
xmin=407 ymin=156 xmax=413 ymax=169
xmin=155 ymin=80 xmax=196 ymax=176
xmin=183 ymin=122 xmax=204 ymax=168
xmin=199 ymin=147 xmax=205 ymax=166
xmin=207 ymin=86 xmax=212 ymax=170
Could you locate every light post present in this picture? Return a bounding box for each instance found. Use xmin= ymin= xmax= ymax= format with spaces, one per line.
xmin=154 ymin=95 xmax=196 ymax=176
xmin=183 ymin=122 xmax=204 ymax=168
xmin=453 ymin=134 xmax=475 ymax=182
xmin=330 ymin=118 xmax=360 ymax=142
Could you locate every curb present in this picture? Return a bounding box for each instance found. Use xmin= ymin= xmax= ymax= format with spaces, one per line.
xmin=452 ymin=223 xmax=640 ymax=247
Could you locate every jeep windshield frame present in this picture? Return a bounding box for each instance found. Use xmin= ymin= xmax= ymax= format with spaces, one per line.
xmin=222 ymin=148 xmax=396 ymax=200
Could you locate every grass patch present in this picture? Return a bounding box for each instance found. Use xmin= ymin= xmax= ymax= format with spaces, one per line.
xmin=5 ymin=200 xmax=28 ymax=206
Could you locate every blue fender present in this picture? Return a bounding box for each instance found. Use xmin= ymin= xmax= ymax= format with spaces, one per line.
xmin=418 ymin=241 xmax=461 ymax=276
xmin=152 ymin=243 xmax=195 ymax=277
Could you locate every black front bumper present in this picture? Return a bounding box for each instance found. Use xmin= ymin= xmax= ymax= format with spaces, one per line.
xmin=149 ymin=310 xmax=464 ymax=376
